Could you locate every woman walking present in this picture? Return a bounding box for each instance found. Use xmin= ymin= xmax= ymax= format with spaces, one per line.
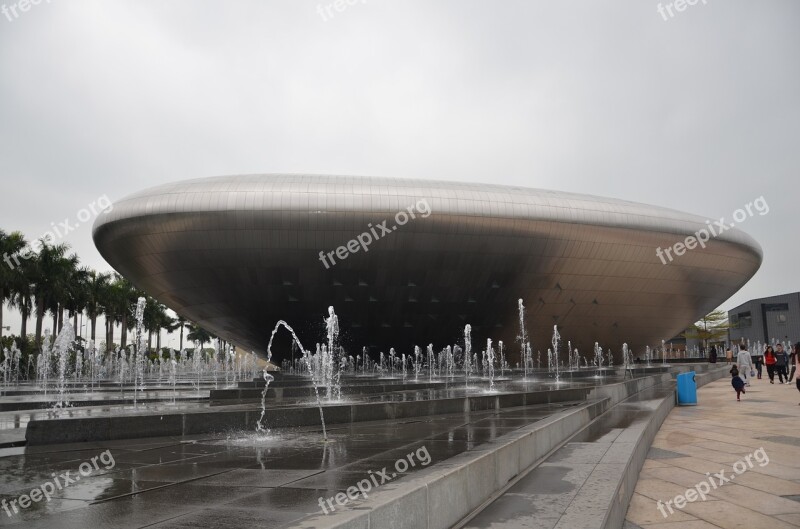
xmin=789 ymin=344 xmax=797 ymax=383
xmin=764 ymin=346 xmax=777 ymax=383
xmin=726 ymin=347 xmax=733 ymax=365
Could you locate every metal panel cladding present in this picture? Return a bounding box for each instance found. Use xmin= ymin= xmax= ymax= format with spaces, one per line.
xmin=93 ymin=174 xmax=762 ymax=362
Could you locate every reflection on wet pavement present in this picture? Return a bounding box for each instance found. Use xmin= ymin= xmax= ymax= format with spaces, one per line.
xmin=0 ymin=400 xmax=578 ymax=528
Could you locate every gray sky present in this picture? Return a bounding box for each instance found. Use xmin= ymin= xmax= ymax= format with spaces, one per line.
xmin=1 ymin=0 xmax=798 ymax=341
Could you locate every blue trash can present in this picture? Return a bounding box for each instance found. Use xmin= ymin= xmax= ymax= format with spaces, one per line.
xmin=676 ymin=371 xmax=697 ymax=405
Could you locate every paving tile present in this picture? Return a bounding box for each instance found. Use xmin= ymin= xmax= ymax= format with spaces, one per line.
xmin=646 ymin=447 xmax=686 ymax=459
xmin=759 ymin=436 xmax=800 ymax=448
xmin=624 ymin=492 xmax=697 ymax=525
xmin=626 ymin=377 xmax=800 ymax=529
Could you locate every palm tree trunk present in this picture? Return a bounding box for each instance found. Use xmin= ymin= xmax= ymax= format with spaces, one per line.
xmin=179 ymin=325 xmax=184 ymax=350
xmin=73 ymin=311 xmax=78 ymax=336
xmin=105 ymin=318 xmax=112 ymax=352
xmin=121 ymin=313 xmax=128 ymax=349
xmin=156 ymin=331 xmax=162 ymax=353
xmin=90 ymin=315 xmax=97 ymax=342
xmin=19 ymin=305 xmax=28 ymax=345
xmin=35 ymin=297 xmax=44 ymax=347
xmin=0 ymin=288 xmax=4 ymax=343
xmin=52 ymin=305 xmax=58 ymax=336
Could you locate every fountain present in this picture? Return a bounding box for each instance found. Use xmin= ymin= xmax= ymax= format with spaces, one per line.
xmin=133 ymin=296 xmax=147 ymax=407
xmin=498 ymin=341 xmax=506 ymax=378
xmin=52 ymin=324 xmax=75 ymax=412
xmin=37 ymin=330 xmax=52 ymax=397
xmin=192 ymin=340 xmax=202 ymax=395
xmin=593 ymin=342 xmax=605 ymax=378
xmin=486 ymin=339 xmax=496 ymax=390
xmin=257 ymin=320 xmax=328 ymax=441
xmin=325 ymin=306 xmax=341 ymax=401
xmin=551 ymin=325 xmax=561 ymax=382
xmin=518 ymin=300 xmax=533 ymax=380
xmin=464 ymin=324 xmax=473 ymax=386
xmin=427 ymin=344 xmax=435 ymax=382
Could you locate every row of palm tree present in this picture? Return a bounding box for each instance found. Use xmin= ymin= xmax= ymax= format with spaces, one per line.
xmin=0 ymin=229 xmax=216 ymax=354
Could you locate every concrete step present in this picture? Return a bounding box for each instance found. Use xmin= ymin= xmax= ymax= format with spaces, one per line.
xmin=456 ymin=365 xmax=729 ymax=529
xmin=210 ymin=381 xmax=445 ymax=401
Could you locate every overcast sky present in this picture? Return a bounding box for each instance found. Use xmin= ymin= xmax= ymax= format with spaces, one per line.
xmin=1 ymin=0 xmax=798 ymax=340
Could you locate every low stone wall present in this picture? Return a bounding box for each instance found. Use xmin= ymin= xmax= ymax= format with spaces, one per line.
xmin=600 ymin=365 xmax=728 ymax=529
xmin=25 ymin=385 xmax=591 ymax=445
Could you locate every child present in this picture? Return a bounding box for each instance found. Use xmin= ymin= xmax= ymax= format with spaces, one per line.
xmin=731 ymin=365 xmax=746 ymax=401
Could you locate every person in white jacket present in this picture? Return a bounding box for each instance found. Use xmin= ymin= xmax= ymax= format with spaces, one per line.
xmin=737 ymin=346 xmax=754 ymax=386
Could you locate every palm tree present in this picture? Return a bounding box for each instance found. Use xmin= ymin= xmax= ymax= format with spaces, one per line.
xmin=186 ymin=323 xmax=214 ymax=355
xmin=158 ymin=309 xmax=179 ymax=355
xmin=176 ymin=314 xmax=188 ymax=350
xmin=84 ymin=271 xmax=110 ymax=343
xmin=0 ymin=230 xmax=26 ymax=343
xmin=29 ymin=239 xmax=79 ymax=348
xmin=142 ymin=297 xmax=170 ymax=353
xmin=103 ymin=274 xmax=138 ymax=352
xmin=64 ymin=265 xmax=90 ymax=337
xmin=8 ymin=257 xmax=34 ymax=347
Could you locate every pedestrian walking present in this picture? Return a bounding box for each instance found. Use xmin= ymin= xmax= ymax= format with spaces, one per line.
xmin=737 ymin=346 xmax=753 ymax=386
xmin=789 ymin=344 xmax=797 ymax=383
xmin=731 ymin=365 xmax=746 ymax=401
xmin=764 ymin=346 xmax=777 ymax=383
xmin=726 ymin=347 xmax=733 ymax=364
xmin=775 ymin=344 xmax=789 ymax=384
xmin=709 ymin=345 xmax=718 ymax=364
xmin=792 ymin=342 xmax=800 ymax=404
xmin=754 ymin=353 xmax=764 ymax=379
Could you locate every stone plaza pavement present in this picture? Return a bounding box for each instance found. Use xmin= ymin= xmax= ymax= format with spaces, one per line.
xmin=625 ymin=371 xmax=800 ymax=529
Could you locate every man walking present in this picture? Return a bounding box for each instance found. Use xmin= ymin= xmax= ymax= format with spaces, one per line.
xmin=775 ymin=344 xmax=789 ymax=384
xmin=737 ymin=345 xmax=753 ymax=386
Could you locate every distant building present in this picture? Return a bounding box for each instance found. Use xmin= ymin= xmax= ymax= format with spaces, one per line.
xmin=728 ymin=292 xmax=800 ymax=347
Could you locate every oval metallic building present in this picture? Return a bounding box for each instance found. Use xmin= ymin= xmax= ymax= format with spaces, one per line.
xmin=92 ymin=174 xmax=762 ymax=362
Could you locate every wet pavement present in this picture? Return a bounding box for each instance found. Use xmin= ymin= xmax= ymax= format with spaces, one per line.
xmin=0 ymin=400 xmax=576 ymax=528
